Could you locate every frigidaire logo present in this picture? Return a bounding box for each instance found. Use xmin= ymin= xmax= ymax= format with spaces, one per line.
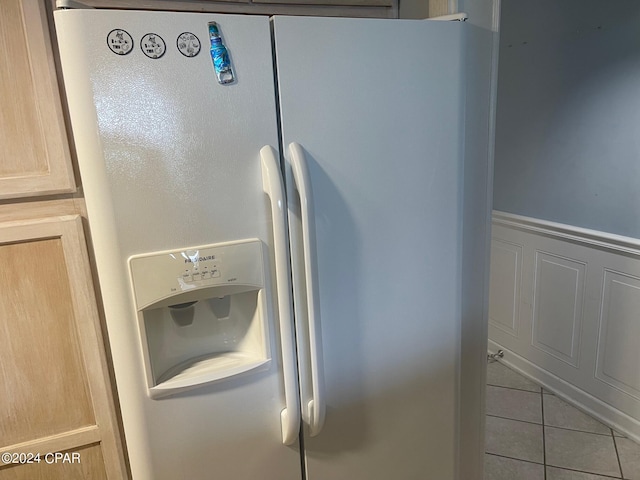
xmin=184 ymin=255 xmax=216 ymax=264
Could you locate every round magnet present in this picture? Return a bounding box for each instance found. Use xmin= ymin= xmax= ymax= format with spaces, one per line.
xmin=141 ymin=33 xmax=166 ymax=59
xmin=107 ymin=29 xmax=133 ymax=55
xmin=177 ymin=32 xmax=201 ymax=58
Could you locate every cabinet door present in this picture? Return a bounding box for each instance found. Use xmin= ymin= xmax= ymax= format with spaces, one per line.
xmin=0 ymin=216 xmax=126 ymax=480
xmin=58 ymin=0 xmax=397 ymax=18
xmin=252 ymin=0 xmax=393 ymax=5
xmin=0 ymin=0 xmax=75 ymax=199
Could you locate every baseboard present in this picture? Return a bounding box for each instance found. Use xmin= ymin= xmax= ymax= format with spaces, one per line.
xmin=488 ymin=340 xmax=640 ymax=443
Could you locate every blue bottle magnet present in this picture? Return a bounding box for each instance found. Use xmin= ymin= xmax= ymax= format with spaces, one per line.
xmin=208 ymin=22 xmax=234 ymax=84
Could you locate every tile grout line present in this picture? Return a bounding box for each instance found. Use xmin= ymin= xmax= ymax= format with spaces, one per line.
xmin=486 ymin=452 xmax=623 ymax=479
xmin=485 ymin=452 xmax=544 ymax=466
xmin=541 ymin=387 xmax=547 ymax=480
xmin=544 ymin=424 xmax=613 ymax=437
xmin=485 ymin=413 xmax=541 ymax=426
xmin=545 ymin=463 xmax=623 ymax=479
xmin=486 ymin=413 xmax=613 ymax=437
xmin=612 ymin=428 xmax=624 ymax=479
xmin=487 ymin=382 xmax=542 ymax=394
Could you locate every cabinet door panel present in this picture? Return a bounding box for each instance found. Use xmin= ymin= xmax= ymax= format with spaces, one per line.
xmin=0 ymin=216 xmax=126 ymax=479
xmin=253 ymin=0 xmax=392 ymax=5
xmin=0 ymin=0 xmax=75 ymax=198
xmin=0 ymin=237 xmax=95 ymax=445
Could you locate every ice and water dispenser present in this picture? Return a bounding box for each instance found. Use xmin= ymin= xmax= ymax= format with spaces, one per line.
xmin=128 ymin=239 xmax=271 ymax=398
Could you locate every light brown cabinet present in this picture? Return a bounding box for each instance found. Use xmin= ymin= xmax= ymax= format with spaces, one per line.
xmin=0 ymin=0 xmax=75 ymax=199
xmin=1 ymin=0 xmax=128 ymax=478
xmin=251 ymin=0 xmax=393 ymax=6
xmin=0 ymin=215 xmax=127 ymax=479
xmin=57 ymin=0 xmax=398 ymax=19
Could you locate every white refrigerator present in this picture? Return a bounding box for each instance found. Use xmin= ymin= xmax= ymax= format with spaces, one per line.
xmin=55 ymin=7 xmax=490 ymax=480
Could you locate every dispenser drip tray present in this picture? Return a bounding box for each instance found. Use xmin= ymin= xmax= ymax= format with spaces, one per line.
xmin=153 ymin=351 xmax=270 ymax=396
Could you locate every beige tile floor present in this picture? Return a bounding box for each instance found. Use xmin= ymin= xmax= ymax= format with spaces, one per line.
xmin=485 ymin=361 xmax=640 ymax=480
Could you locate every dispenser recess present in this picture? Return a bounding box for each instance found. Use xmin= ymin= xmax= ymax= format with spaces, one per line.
xmin=128 ymin=239 xmax=271 ymax=398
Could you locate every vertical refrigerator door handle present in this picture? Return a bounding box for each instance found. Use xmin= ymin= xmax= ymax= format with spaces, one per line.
xmin=288 ymin=142 xmax=326 ymax=437
xmin=260 ymin=145 xmax=300 ymax=446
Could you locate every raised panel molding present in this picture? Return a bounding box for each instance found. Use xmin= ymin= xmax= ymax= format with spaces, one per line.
xmin=596 ymin=270 xmax=640 ymax=401
xmin=531 ymin=251 xmax=585 ymax=367
xmin=489 ymin=211 xmax=640 ymax=440
xmin=489 ymin=238 xmax=522 ymax=337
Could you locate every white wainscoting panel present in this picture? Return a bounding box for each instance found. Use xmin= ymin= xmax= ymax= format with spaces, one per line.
xmin=489 ymin=239 xmax=522 ymax=337
xmin=532 ymin=251 xmax=585 ymax=368
xmin=489 ymin=211 xmax=640 ymax=442
xmin=596 ymin=270 xmax=640 ymax=401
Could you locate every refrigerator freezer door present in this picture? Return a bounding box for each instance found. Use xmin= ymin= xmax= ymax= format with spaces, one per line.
xmin=55 ymin=10 xmax=301 ymax=480
xmin=274 ymin=17 xmax=466 ymax=479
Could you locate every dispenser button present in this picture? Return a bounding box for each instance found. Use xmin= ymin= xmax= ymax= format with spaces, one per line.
xmin=182 ymin=271 xmax=192 ymax=282
xmin=192 ymin=272 xmax=202 ymax=281
xmin=211 ymin=268 xmax=221 ymax=278
xmin=202 ymin=269 xmax=211 ymax=279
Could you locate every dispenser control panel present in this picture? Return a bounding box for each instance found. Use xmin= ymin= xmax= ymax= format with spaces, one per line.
xmin=129 ymin=239 xmax=265 ymax=309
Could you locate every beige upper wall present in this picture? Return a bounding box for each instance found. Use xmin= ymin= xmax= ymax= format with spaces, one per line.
xmin=398 ymin=0 xmax=430 ymax=18
xmin=459 ymin=0 xmax=497 ymax=31
xmin=399 ymin=0 xmax=497 ymax=31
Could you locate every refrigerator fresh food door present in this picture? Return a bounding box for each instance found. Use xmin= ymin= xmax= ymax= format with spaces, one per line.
xmin=55 ymin=10 xmax=301 ymax=480
xmin=274 ymin=16 xmax=466 ymax=479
